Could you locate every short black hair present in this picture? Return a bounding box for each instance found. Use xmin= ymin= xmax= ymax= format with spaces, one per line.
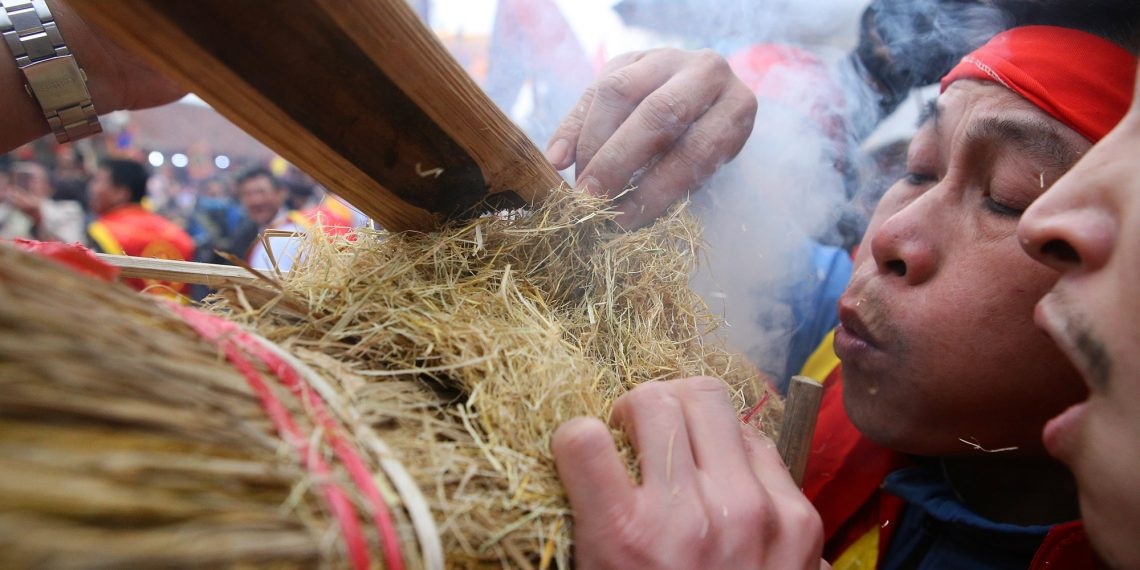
xmin=100 ymin=158 xmax=149 ymax=204
xmin=235 ymin=166 xmax=279 ymax=189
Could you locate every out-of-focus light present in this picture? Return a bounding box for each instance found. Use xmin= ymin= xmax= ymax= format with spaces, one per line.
xmin=215 ymin=155 xmax=230 ymax=169
xmin=171 ymin=153 xmax=189 ymax=168
xmin=147 ymin=151 xmax=164 ymax=167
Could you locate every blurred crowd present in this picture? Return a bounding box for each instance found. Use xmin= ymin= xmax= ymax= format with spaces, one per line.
xmin=0 ymin=143 xmax=363 ymax=301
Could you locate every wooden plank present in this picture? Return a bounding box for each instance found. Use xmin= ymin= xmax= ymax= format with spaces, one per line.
xmin=97 ymin=254 xmax=259 ymax=287
xmin=70 ymin=0 xmax=564 ymax=232
xmin=777 ymin=375 xmax=824 ymax=487
xmin=319 ymin=0 xmax=564 ymax=206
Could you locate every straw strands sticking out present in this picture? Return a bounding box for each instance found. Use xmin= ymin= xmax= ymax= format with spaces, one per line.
xmin=209 ymin=187 xmax=783 ymax=567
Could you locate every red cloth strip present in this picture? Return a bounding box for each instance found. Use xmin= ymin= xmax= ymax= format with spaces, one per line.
xmin=941 ymin=25 xmax=1137 ymax=143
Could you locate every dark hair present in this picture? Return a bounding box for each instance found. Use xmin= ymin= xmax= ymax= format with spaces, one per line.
xmin=854 ymin=0 xmax=1140 ymax=122
xmin=1000 ymin=0 xmax=1140 ymax=55
xmin=100 ymin=158 xmax=150 ymax=204
xmin=53 ymin=176 xmax=89 ymax=208
xmin=235 ymin=166 xmax=279 ymax=189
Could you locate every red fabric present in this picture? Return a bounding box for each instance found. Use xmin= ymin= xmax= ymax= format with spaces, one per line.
xmin=6 ymin=239 xmax=119 ymax=282
xmin=301 ymin=197 xmax=354 ymax=237
xmin=1031 ymin=521 xmax=1109 ymax=569
xmin=941 ymin=25 xmax=1137 ymax=143
xmin=94 ymin=205 xmax=194 ymax=294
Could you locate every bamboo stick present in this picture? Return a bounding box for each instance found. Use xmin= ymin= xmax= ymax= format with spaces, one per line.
xmin=777 ymin=375 xmax=824 ymax=487
xmin=96 ymin=254 xmax=259 ymax=287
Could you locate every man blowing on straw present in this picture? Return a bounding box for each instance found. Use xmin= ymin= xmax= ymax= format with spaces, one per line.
xmin=2 ymin=3 xmax=1138 ymax=569
xmin=550 ymin=21 xmax=1138 ymax=570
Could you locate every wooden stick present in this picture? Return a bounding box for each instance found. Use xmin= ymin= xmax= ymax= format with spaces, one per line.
xmin=777 ymin=375 xmax=824 ymax=487
xmin=69 ymin=0 xmax=564 ymax=232
xmin=97 ymin=254 xmax=260 ymax=287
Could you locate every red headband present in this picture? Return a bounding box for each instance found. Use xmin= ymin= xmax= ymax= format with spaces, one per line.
xmin=941 ymin=25 xmax=1137 ymax=142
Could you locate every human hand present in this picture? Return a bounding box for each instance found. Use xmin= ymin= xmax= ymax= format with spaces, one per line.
xmin=552 ymin=376 xmax=825 ymax=569
xmin=545 ymin=49 xmax=757 ymax=229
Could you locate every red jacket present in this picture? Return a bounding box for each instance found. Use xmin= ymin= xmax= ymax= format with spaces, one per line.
xmin=88 ymin=204 xmax=194 ymax=297
xmin=799 ymin=331 xmax=1104 ymax=569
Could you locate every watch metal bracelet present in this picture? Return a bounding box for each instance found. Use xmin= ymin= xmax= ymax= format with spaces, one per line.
xmin=0 ymin=0 xmax=101 ymax=143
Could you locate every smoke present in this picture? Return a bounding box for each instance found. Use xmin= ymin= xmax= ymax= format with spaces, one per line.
xmin=683 ymin=0 xmax=1016 ymax=387
xmin=612 ymin=0 xmax=865 ymax=52
xmin=450 ymin=0 xmax=1023 ymax=386
xmin=691 ymin=88 xmax=850 ymax=386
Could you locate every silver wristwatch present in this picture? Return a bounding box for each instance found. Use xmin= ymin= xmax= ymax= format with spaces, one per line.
xmin=1 ymin=0 xmax=101 ymax=143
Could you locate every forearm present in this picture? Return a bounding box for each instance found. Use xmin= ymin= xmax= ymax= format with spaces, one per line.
xmin=1 ymin=0 xmax=134 ymax=153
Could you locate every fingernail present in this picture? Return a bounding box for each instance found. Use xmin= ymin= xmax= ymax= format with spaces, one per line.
xmin=545 ymin=139 xmax=570 ymax=168
xmin=578 ymin=176 xmax=603 ymax=195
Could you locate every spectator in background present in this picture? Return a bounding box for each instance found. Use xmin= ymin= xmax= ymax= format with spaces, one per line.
xmin=86 ymin=158 xmax=194 ymax=299
xmin=186 ymin=176 xmax=244 ymax=264
xmin=52 ymin=176 xmax=89 ymax=212
xmin=284 ymin=177 xmax=317 ymax=213
xmin=290 ymin=177 xmax=357 ymax=237
xmin=232 ymin=166 xmax=307 ymax=271
xmin=0 ymin=159 xmax=33 ymax=240
xmin=7 ymin=162 xmax=86 ymax=244
xmin=185 ymin=176 xmax=245 ymax=300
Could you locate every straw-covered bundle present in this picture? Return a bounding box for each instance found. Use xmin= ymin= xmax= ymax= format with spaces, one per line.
xmin=210 ymin=188 xmax=782 ymax=567
xmin=0 ymin=244 xmax=423 ymax=569
xmin=0 ymin=188 xmax=781 ymax=568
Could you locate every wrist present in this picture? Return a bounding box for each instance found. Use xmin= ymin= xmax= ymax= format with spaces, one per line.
xmin=0 ymin=0 xmax=115 ymax=149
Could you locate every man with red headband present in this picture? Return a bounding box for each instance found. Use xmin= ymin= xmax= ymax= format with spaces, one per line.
xmin=796 ymin=25 xmax=1136 ymax=569
xmin=552 ymin=24 xmax=1137 ymax=569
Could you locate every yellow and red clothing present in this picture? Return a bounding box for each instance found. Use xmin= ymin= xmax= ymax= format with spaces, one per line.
xmin=800 ymin=332 xmax=1104 ymax=569
xmin=88 ymin=204 xmax=194 ymax=297
xmin=301 ymin=195 xmax=356 ymax=236
xmin=246 ymin=199 xmax=361 ymax=272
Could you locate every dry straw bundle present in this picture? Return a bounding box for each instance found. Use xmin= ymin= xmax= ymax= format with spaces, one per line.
xmin=0 ymin=188 xmax=781 ymax=569
xmin=0 ymin=245 xmax=420 ymax=569
xmin=212 ymin=188 xmax=781 ymax=567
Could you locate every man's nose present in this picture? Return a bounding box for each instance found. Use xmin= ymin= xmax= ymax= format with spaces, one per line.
xmin=1018 ymin=202 xmax=1113 ymax=275
xmin=868 ymin=193 xmax=940 ymax=286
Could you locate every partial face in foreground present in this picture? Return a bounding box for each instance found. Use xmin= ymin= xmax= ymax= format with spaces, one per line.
xmin=1017 ymin=64 xmax=1140 ymax=569
xmin=836 ymin=80 xmax=1089 ymax=456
